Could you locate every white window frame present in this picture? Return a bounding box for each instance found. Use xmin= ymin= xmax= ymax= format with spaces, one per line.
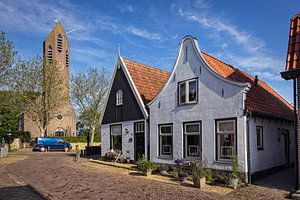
xmin=256 ymin=126 xmax=263 ymax=150
xmin=184 ymin=122 xmax=201 ymax=158
xmin=216 ymin=119 xmax=236 ymax=161
xmin=159 ymin=124 xmax=173 ymax=157
xmin=116 ymin=89 xmax=123 ymax=106
xmin=111 ymin=125 xmax=122 ymax=151
xmin=135 ymin=122 xmax=144 ymax=133
xmin=178 ymin=79 xmax=197 ymax=105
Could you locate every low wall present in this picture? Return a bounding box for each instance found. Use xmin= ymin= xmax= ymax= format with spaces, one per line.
xmin=70 ymin=143 xmax=101 ymax=150
xmin=0 ymin=146 xmax=9 ymax=159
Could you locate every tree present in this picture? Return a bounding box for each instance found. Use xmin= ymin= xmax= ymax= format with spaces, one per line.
xmin=0 ymin=31 xmax=17 ymax=88
xmin=13 ymin=57 xmax=67 ymax=137
xmin=71 ymin=67 xmax=109 ymax=144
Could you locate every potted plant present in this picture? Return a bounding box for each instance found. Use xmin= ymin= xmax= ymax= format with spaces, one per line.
xmin=191 ymin=161 xmax=207 ymax=189
xmin=137 ymin=156 xmax=155 ymax=176
xmin=175 ymin=159 xmax=188 ymax=182
xmin=228 ymin=155 xmax=239 ymax=189
xmin=159 ymin=164 xmax=169 ymax=175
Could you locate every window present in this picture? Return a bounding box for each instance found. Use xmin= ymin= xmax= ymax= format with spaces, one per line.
xmin=135 ymin=122 xmax=144 ymax=133
xmin=184 ymin=122 xmax=201 ymax=158
xmin=66 ymin=50 xmax=69 ymax=67
xmin=178 ymin=79 xmax=197 ymax=105
xmin=47 ymin=46 xmax=53 ymax=63
xmin=216 ymin=119 xmax=236 ymax=161
xmin=57 ymin=34 xmax=63 ymax=52
xmin=256 ymin=126 xmax=263 ymax=150
xmin=159 ymin=124 xmax=173 ymax=157
xmin=116 ymin=89 xmax=123 ymax=106
xmin=111 ymin=125 xmax=122 ymax=151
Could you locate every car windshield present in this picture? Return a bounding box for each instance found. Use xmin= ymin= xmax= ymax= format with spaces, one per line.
xmin=58 ymin=139 xmax=65 ymax=143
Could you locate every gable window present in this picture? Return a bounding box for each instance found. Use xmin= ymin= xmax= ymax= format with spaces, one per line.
xmin=184 ymin=122 xmax=201 ymax=158
xmin=116 ymin=89 xmax=123 ymax=106
xmin=178 ymin=79 xmax=197 ymax=105
xmin=159 ymin=124 xmax=173 ymax=157
xmin=111 ymin=125 xmax=122 ymax=151
xmin=216 ymin=119 xmax=236 ymax=161
xmin=256 ymin=126 xmax=263 ymax=150
xmin=47 ymin=46 xmax=53 ymax=63
xmin=57 ymin=34 xmax=63 ymax=52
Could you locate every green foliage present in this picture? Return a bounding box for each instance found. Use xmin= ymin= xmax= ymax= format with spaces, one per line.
xmin=205 ymin=169 xmax=214 ymax=182
xmin=137 ymin=156 xmax=155 ymax=173
xmin=191 ymin=161 xmax=207 ymax=178
xmin=0 ymin=31 xmax=17 ymax=87
xmin=231 ymin=155 xmax=239 ymax=179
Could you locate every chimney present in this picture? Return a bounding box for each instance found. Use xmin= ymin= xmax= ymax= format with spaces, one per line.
xmin=254 ymin=75 xmax=258 ymax=86
xmin=286 ymin=12 xmax=300 ymax=71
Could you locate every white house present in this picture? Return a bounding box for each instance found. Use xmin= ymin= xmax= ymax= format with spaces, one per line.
xmin=101 ymin=35 xmax=294 ymax=182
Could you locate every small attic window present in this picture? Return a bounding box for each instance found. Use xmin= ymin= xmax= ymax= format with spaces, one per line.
xmin=66 ymin=50 xmax=69 ymax=67
xmin=116 ymin=89 xmax=123 ymax=106
xmin=57 ymin=34 xmax=63 ymax=52
xmin=47 ymin=45 xmax=53 ymax=63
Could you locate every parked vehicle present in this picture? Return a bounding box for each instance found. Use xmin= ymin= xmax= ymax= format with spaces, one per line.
xmin=33 ymin=137 xmax=72 ymax=152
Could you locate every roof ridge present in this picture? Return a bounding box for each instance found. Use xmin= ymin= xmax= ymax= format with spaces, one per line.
xmin=123 ymin=57 xmax=170 ymax=74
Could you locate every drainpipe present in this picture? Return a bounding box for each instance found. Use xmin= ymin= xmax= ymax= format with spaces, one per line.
xmin=246 ymin=115 xmax=251 ymax=184
xmin=294 ymin=78 xmax=299 ymax=190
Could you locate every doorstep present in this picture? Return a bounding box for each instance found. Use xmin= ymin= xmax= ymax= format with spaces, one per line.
xmin=90 ymin=159 xmax=136 ymax=170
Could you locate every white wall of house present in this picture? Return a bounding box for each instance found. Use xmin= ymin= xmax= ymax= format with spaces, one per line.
xmin=101 ymin=119 xmax=148 ymax=161
xmin=248 ymin=117 xmax=294 ymax=173
xmin=149 ymin=36 xmax=249 ymax=173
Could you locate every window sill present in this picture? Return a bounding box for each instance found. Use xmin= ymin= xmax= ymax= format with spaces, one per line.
xmin=213 ymin=160 xmax=231 ymax=166
xmin=178 ymin=102 xmax=198 ymax=107
xmin=157 ymin=156 xmax=173 ymax=160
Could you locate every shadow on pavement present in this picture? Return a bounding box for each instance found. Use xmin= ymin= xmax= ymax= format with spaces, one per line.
xmin=0 ymin=185 xmax=47 ymax=200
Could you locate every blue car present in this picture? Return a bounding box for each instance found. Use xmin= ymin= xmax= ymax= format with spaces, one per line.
xmin=33 ymin=137 xmax=72 ymax=152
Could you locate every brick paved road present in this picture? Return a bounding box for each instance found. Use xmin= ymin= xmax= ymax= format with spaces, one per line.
xmin=0 ymin=152 xmax=292 ymax=200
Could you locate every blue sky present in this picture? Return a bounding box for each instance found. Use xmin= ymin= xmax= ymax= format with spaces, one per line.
xmin=0 ymin=0 xmax=299 ymax=103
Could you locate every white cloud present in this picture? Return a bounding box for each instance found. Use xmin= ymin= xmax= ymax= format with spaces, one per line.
xmin=116 ymin=4 xmax=137 ymax=13
xmin=127 ymin=26 xmax=161 ymax=40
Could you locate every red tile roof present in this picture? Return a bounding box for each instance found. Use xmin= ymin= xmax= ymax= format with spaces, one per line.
xmin=202 ymin=52 xmax=294 ymax=120
xmin=123 ymin=58 xmax=170 ymax=104
xmin=286 ymin=12 xmax=300 ymax=71
xmin=123 ymin=53 xmax=294 ymax=121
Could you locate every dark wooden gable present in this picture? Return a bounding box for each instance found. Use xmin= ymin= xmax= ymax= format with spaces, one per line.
xmin=102 ymin=66 xmax=145 ymax=125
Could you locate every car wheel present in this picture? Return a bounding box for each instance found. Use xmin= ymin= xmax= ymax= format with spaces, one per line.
xmin=40 ymin=147 xmax=46 ymax=152
xmin=64 ymin=147 xmax=68 ymax=152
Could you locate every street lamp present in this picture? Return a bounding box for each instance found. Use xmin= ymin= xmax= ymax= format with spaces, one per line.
xmin=7 ymin=129 xmax=12 ymax=151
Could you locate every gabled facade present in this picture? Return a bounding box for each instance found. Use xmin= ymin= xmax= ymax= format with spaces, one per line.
xmin=100 ymin=55 xmax=169 ymax=161
xmin=148 ymin=36 xmax=294 ymax=182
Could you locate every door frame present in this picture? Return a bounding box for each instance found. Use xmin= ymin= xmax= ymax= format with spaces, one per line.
xmin=134 ymin=121 xmax=145 ymax=162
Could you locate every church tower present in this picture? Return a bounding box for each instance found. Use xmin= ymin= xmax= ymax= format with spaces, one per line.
xmin=42 ymin=22 xmax=76 ymax=137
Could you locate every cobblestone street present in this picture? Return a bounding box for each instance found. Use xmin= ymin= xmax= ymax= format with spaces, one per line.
xmin=0 ymin=152 xmax=292 ymax=200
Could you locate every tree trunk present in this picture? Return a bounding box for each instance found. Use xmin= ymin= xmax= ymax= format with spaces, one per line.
xmin=40 ymin=128 xmax=46 ymax=138
xmin=90 ymin=126 xmax=96 ymax=145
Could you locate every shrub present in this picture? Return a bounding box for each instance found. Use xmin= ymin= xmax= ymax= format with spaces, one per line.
xmin=137 ymin=156 xmax=155 ymax=174
xmin=230 ymin=155 xmax=239 ymax=179
xmin=190 ymin=161 xmax=206 ymax=179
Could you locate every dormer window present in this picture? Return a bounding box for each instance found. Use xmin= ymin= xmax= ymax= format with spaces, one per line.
xmin=116 ymin=89 xmax=123 ymax=106
xmin=66 ymin=50 xmax=69 ymax=67
xmin=57 ymin=34 xmax=63 ymax=52
xmin=178 ymin=78 xmax=197 ymax=105
xmin=47 ymin=45 xmax=53 ymax=63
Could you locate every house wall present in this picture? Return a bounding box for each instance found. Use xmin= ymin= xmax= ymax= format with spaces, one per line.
xmin=149 ymin=36 xmax=249 ymax=173
xmin=101 ymin=119 xmax=148 ymax=161
xmin=249 ymin=117 xmax=294 ymax=173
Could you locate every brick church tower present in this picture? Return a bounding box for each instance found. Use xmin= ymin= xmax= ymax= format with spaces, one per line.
xmin=20 ymin=22 xmax=76 ymax=138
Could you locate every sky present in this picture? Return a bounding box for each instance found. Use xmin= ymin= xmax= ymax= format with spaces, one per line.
xmin=0 ymin=0 xmax=299 ymax=103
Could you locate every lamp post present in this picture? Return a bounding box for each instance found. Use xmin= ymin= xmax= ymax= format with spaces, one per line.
xmin=7 ymin=129 xmax=12 ymax=151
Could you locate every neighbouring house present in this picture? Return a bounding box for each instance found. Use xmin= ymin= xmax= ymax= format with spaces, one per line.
xmin=101 ymin=35 xmax=294 ymax=182
xmin=19 ymin=23 xmax=76 ymax=138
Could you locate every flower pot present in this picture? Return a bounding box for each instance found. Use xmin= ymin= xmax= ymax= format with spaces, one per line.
xmin=143 ymin=171 xmax=152 ymax=176
xmin=193 ymin=176 xmax=206 ymax=189
xmin=179 ymin=173 xmax=188 ymax=182
xmin=160 ymin=170 xmax=168 ymax=175
xmin=228 ymin=177 xmax=239 ymax=189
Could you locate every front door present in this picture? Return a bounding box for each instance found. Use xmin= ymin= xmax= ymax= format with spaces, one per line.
xmin=134 ymin=122 xmax=145 ymax=161
xmin=282 ymin=129 xmax=290 ymax=167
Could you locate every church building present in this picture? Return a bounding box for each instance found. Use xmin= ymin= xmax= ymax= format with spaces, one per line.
xmin=19 ymin=23 xmax=76 ymax=138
